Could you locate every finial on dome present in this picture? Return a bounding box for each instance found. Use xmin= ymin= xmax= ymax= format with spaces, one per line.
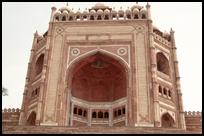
xmin=146 ymin=2 xmax=150 ymax=8
xmin=170 ymin=28 xmax=174 ymax=33
xmin=66 ymin=2 xmax=68 ymax=6
xmin=120 ymin=6 xmax=122 ymax=9
xmin=136 ymin=2 xmax=138 ymax=4
xmin=34 ymin=30 xmax=38 ymax=36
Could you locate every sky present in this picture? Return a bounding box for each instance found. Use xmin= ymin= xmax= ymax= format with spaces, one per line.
xmin=2 ymin=2 xmax=202 ymax=111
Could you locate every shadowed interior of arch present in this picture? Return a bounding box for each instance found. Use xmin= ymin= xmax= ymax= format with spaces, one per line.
xmin=161 ymin=113 xmax=175 ymax=128
xmin=70 ymin=52 xmax=127 ymax=102
xmin=26 ymin=111 xmax=36 ymax=126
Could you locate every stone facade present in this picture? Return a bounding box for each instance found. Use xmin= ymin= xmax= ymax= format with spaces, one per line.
xmin=2 ymin=2 xmax=202 ymax=133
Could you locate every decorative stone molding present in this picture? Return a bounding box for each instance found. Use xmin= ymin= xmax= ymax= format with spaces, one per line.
xmin=71 ymin=48 xmax=80 ymax=56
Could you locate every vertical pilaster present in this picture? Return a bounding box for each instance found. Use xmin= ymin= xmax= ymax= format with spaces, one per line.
xmin=148 ymin=19 xmax=160 ymax=127
xmin=170 ymin=28 xmax=186 ymax=129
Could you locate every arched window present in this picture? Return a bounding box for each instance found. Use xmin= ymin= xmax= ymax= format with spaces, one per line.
xmin=62 ymin=16 xmax=66 ymax=21
xmin=126 ymin=14 xmax=131 ymax=19
xmin=142 ymin=14 xmax=146 ymax=19
xmin=83 ymin=110 xmax=87 ymax=117
xmin=69 ymin=16 xmax=73 ymax=21
xmin=90 ymin=15 xmax=94 ymax=20
xmin=118 ymin=109 xmax=122 ymax=116
xmin=74 ymin=107 xmax=77 ymax=114
xmin=161 ymin=113 xmax=175 ymax=128
xmin=104 ymin=15 xmax=109 ymax=20
xmin=83 ymin=15 xmax=87 ymax=20
xmin=134 ymin=14 xmax=139 ymax=19
xmin=97 ymin=15 xmax=102 ymax=20
xmin=55 ymin=16 xmax=59 ymax=21
xmin=112 ymin=15 xmax=117 ymax=20
xmin=168 ymin=90 xmax=171 ymax=97
xmin=104 ymin=112 xmax=109 ymax=118
xmin=35 ymin=54 xmax=44 ymax=76
xmin=156 ymin=52 xmax=170 ymax=75
xmin=163 ymin=88 xmax=167 ymax=95
xmin=159 ymin=85 xmax=162 ymax=94
xmin=92 ymin=112 xmax=96 ymax=118
xmin=78 ymin=109 xmax=82 ymax=116
xmin=114 ymin=110 xmax=117 ymax=117
xmin=98 ymin=111 xmax=103 ymax=118
xmin=122 ymin=107 xmax=125 ymax=114
xmin=76 ymin=15 xmax=80 ymax=21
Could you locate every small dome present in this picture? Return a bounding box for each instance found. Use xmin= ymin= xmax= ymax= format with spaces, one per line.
xmin=104 ymin=9 xmax=110 ymax=14
xmin=76 ymin=9 xmax=81 ymax=14
xmin=125 ymin=7 xmax=131 ymax=13
xmin=83 ymin=8 xmax=89 ymax=14
xmin=62 ymin=10 xmax=68 ymax=15
xmin=59 ymin=6 xmax=71 ymax=13
xmin=153 ymin=26 xmax=159 ymax=31
xmin=111 ymin=7 xmax=117 ymax=15
xmin=131 ymin=3 xmax=143 ymax=11
xmin=90 ymin=9 xmax=96 ymax=14
xmin=118 ymin=7 xmax=124 ymax=14
xmin=133 ymin=8 xmax=139 ymax=14
xmin=97 ymin=9 xmax=103 ymax=14
xmin=55 ymin=10 xmax=61 ymax=16
xmin=92 ymin=3 xmax=109 ymax=10
xmin=69 ymin=9 xmax=74 ymax=15
xmin=163 ymin=31 xmax=169 ymax=38
xmin=140 ymin=8 xmax=147 ymax=14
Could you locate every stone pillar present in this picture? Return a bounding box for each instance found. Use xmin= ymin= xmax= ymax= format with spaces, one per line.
xmin=88 ymin=108 xmax=92 ymax=126
xmin=109 ymin=107 xmax=113 ymax=126
xmin=170 ymin=28 xmax=186 ymax=129
xmin=50 ymin=7 xmax=57 ymax=22
xmin=146 ymin=2 xmax=151 ymax=20
xmin=70 ymin=102 xmax=74 ymax=126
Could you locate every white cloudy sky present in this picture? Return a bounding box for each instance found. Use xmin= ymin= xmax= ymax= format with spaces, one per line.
xmin=2 ymin=2 xmax=202 ymax=111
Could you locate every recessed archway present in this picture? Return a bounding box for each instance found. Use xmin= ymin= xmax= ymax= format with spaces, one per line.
xmin=161 ymin=113 xmax=175 ymax=128
xmin=26 ymin=111 xmax=36 ymax=126
xmin=71 ymin=52 xmax=127 ymax=102
xmin=66 ymin=51 xmax=130 ymax=126
xmin=156 ymin=52 xmax=170 ymax=75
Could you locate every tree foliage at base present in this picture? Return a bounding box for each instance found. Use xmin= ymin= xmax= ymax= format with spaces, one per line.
xmin=2 ymin=86 xmax=8 ymax=96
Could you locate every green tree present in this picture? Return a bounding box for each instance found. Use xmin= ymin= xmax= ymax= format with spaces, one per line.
xmin=2 ymin=86 xmax=8 ymax=96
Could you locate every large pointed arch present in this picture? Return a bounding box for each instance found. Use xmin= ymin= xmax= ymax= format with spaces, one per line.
xmin=64 ymin=49 xmax=131 ymax=126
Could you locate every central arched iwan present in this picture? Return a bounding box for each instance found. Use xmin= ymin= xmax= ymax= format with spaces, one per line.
xmin=70 ymin=52 xmax=127 ymax=102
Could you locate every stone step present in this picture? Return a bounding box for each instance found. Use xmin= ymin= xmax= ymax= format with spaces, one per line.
xmin=2 ymin=126 xmax=201 ymax=134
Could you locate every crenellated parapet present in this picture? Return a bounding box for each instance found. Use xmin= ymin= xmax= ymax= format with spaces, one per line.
xmin=2 ymin=108 xmax=21 ymax=126
xmin=51 ymin=3 xmax=149 ymax=22
xmin=184 ymin=111 xmax=202 ymax=132
xmin=184 ymin=111 xmax=202 ymax=117
xmin=2 ymin=108 xmax=21 ymax=113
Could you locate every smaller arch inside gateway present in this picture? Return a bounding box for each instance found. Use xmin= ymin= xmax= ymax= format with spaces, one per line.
xmin=71 ymin=53 xmax=127 ymax=102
